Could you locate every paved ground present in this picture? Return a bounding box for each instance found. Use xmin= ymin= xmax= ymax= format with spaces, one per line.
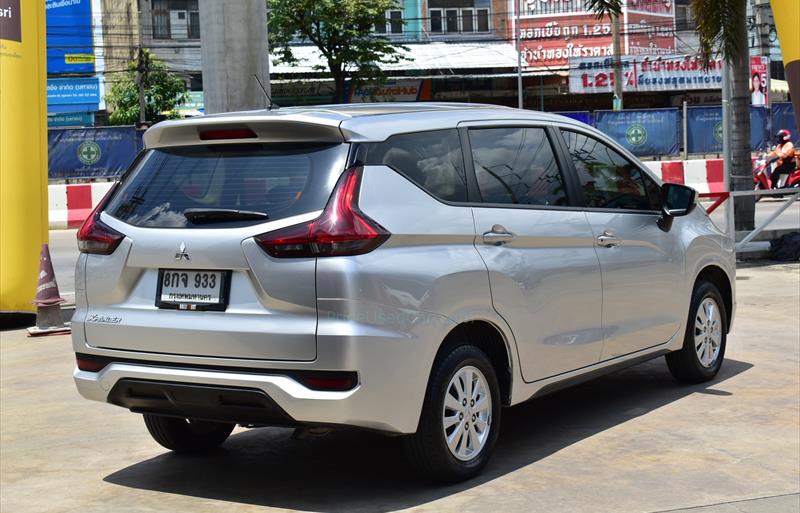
xmin=1 ymin=262 xmax=798 ymax=513
xmin=48 ymin=200 xmax=799 ymax=299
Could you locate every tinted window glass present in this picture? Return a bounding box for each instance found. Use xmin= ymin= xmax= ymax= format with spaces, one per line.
xmin=561 ymin=130 xmax=658 ymax=211
xmin=469 ymin=127 xmax=567 ymax=206
xmin=364 ymin=129 xmax=467 ymax=202
xmin=105 ymin=143 xmax=348 ymax=228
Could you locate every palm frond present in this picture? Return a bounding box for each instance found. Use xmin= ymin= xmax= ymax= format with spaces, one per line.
xmin=690 ymin=0 xmax=747 ymax=64
xmin=584 ymin=0 xmax=622 ymax=19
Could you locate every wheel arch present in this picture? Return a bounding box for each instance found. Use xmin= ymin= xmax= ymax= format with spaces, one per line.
xmin=433 ymin=320 xmax=513 ymax=406
xmin=695 ymin=264 xmax=734 ymax=333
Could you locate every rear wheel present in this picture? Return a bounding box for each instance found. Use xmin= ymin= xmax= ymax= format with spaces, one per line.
xmin=404 ymin=345 xmax=501 ymax=482
xmin=666 ymin=280 xmax=727 ymax=383
xmin=143 ymin=414 xmax=234 ymax=452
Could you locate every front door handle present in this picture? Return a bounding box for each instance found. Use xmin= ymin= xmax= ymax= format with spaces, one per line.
xmin=596 ymin=231 xmax=621 ymax=248
xmin=482 ymin=225 xmax=516 ymax=246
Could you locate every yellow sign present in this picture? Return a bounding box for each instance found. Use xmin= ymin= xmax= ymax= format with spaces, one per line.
xmin=65 ymin=53 xmax=95 ymax=64
xmin=1 ymin=0 xmax=49 ymax=313
xmin=770 ymin=0 xmax=800 ymax=132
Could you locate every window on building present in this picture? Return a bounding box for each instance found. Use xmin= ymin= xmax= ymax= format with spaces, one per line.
xmin=470 ymin=128 xmax=568 ymax=206
xmin=429 ymin=9 xmax=443 ymax=33
xmin=152 ymin=0 xmax=200 ymax=40
xmin=461 ymin=9 xmax=474 ymax=32
xmin=476 ymin=9 xmax=489 ymax=32
xmin=389 ymin=10 xmax=403 ymax=34
xmin=152 ymin=0 xmax=171 ymax=39
xmin=445 ymin=9 xmax=459 ymax=33
xmin=375 ymin=9 xmax=403 ymax=35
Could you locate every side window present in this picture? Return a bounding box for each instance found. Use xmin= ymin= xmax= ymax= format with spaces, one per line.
xmin=561 ymin=130 xmax=659 ymax=211
xmin=469 ymin=127 xmax=567 ymax=206
xmin=363 ymin=129 xmax=467 ymax=202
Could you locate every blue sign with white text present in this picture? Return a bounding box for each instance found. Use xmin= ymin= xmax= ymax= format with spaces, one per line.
xmin=47 ymin=112 xmax=95 ymax=127
xmin=595 ymin=109 xmax=680 ymax=156
xmin=46 ymin=0 xmax=95 ymax=75
xmin=47 ymin=77 xmax=101 ymax=113
xmin=48 ymin=127 xmax=139 ymax=179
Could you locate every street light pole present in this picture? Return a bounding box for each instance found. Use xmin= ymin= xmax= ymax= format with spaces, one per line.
xmin=516 ymin=0 xmax=523 ymax=109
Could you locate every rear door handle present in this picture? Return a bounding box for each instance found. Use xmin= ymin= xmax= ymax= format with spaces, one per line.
xmin=596 ymin=231 xmax=621 ymax=248
xmin=482 ymin=225 xmax=515 ymax=245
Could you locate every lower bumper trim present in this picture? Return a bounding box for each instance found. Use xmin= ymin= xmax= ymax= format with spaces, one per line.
xmin=107 ymin=379 xmax=296 ymax=426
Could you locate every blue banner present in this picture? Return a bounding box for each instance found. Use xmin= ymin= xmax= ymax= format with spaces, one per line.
xmin=595 ymin=109 xmax=680 ymax=156
xmin=48 ymin=127 xmax=140 ymax=179
xmin=750 ymin=106 xmax=769 ymax=151
xmin=556 ymin=111 xmax=593 ymax=126
xmin=686 ymin=107 xmax=722 ymax=154
xmin=772 ymin=103 xmax=797 ymax=140
xmin=46 ymin=0 xmax=95 ymax=75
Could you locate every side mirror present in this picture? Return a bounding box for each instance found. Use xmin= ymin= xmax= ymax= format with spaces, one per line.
xmin=658 ymin=183 xmax=697 ymax=231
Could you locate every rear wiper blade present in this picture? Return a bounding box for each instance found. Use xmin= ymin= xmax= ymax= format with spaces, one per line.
xmin=183 ymin=208 xmax=269 ymax=224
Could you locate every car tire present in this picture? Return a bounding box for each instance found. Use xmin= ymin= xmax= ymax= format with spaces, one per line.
xmin=666 ymin=280 xmax=727 ymax=384
xmin=143 ymin=414 xmax=235 ymax=452
xmin=403 ymin=344 xmax=501 ymax=482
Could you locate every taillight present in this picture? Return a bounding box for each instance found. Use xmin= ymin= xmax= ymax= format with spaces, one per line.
xmin=76 ymin=185 xmax=124 ymax=255
xmin=255 ymin=167 xmax=390 ymax=258
xmin=198 ymin=128 xmax=257 ymax=140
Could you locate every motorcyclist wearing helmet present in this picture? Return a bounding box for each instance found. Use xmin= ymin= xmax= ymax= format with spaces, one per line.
xmin=768 ymin=129 xmax=796 ymax=187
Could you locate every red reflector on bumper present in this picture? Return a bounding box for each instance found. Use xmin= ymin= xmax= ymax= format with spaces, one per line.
xmin=76 ymin=355 xmax=107 ymax=372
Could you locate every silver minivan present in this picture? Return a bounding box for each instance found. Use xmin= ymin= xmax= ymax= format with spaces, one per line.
xmin=73 ymin=103 xmax=735 ymax=481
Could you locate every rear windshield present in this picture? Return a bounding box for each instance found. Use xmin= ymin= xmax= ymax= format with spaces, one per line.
xmin=105 ymin=143 xmax=349 ymax=228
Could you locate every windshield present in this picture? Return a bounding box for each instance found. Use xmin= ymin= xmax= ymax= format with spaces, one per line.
xmin=105 ymin=143 xmax=349 ymax=228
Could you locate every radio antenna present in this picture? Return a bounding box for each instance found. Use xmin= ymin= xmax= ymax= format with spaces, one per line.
xmin=253 ymin=74 xmax=278 ymax=110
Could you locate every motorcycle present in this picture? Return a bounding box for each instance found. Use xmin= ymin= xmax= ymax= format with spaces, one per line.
xmin=753 ymin=147 xmax=800 ymax=201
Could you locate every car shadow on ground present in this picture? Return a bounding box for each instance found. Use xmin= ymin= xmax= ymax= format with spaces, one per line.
xmin=104 ymin=357 xmax=752 ymax=513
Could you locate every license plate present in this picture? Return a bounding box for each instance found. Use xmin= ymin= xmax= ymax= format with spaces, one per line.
xmin=156 ymin=269 xmax=231 ymax=311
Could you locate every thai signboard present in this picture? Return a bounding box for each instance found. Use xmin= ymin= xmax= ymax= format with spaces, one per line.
xmin=568 ymin=54 xmax=724 ymax=93
xmin=515 ymin=0 xmax=676 ymax=70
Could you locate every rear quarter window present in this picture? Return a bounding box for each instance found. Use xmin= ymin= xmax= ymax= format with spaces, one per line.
xmin=362 ymin=129 xmax=468 ymax=202
xmin=105 ymin=143 xmax=349 ymax=228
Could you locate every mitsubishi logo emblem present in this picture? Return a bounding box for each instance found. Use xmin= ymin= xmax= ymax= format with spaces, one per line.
xmin=175 ymin=242 xmax=190 ymax=262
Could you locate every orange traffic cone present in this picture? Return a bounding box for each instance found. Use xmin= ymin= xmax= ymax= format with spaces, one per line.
xmin=27 ymin=244 xmax=71 ymax=337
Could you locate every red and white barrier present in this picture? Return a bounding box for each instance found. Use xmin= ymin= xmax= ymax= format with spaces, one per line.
xmin=47 ymin=159 xmax=732 ymax=229
xmin=642 ymin=159 xmax=726 ymax=194
xmin=48 ymin=182 xmax=114 ymax=229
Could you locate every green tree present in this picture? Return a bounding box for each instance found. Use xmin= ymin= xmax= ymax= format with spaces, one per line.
xmin=587 ymin=0 xmax=753 ymax=230
xmin=105 ymin=49 xmax=189 ymax=125
xmin=268 ymin=0 xmax=406 ymax=103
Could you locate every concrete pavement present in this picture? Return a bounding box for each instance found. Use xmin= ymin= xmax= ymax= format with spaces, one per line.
xmin=1 ymin=262 xmax=798 ymax=513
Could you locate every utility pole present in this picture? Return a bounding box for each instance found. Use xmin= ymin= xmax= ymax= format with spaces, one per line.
xmin=136 ymin=45 xmax=147 ymax=125
xmin=516 ymin=0 xmax=523 ymax=109
xmin=611 ymin=12 xmax=623 ymax=110
xmin=136 ymin=17 xmax=146 ymax=125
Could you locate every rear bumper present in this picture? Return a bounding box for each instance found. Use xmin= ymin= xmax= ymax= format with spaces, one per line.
xmin=74 ymin=361 xmax=396 ymax=430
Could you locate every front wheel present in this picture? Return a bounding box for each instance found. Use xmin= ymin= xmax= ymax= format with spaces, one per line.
xmin=665 ymin=281 xmax=727 ymax=383
xmin=143 ymin=414 xmax=234 ymax=452
xmin=403 ymin=345 xmax=501 ymax=482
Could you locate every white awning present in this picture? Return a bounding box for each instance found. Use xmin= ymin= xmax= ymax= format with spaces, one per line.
xmin=270 ymin=42 xmax=521 ymax=74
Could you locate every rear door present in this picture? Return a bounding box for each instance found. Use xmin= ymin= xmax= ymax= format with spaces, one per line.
xmin=557 ymin=129 xmax=685 ymax=360
xmin=83 ymin=141 xmax=349 ymax=361
xmin=465 ymin=124 xmax=605 ymax=382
